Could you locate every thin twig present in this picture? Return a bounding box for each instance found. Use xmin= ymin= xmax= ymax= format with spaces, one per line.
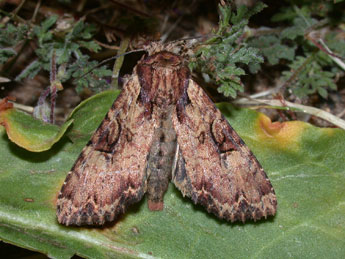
xmin=107 ymin=0 xmax=150 ymax=18
xmin=246 ymin=89 xmax=277 ymax=99
xmin=77 ymin=0 xmax=87 ymax=12
xmin=160 ymin=0 xmax=197 ymax=42
xmin=234 ymin=98 xmax=345 ymax=130
xmin=0 ymin=9 xmax=26 ymax=24
xmin=318 ymin=39 xmax=345 ymax=71
xmin=0 ymin=98 xmax=33 ymax=113
xmin=161 ymin=15 xmax=184 ymax=43
xmin=30 ymin=0 xmax=41 ymax=23
xmin=94 ymin=40 xmax=120 ymax=50
xmin=83 ymin=3 xmax=113 ymax=17
xmin=336 ymin=108 xmax=345 ymax=119
xmin=0 ymin=98 xmax=69 ymax=115
xmin=13 ymin=0 xmax=26 ymax=15
xmin=112 ymin=37 xmax=130 ymax=89
xmin=49 ymin=50 xmax=57 ymax=123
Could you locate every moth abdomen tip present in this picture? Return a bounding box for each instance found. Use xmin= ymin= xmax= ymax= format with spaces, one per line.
xmin=148 ymin=200 xmax=164 ymax=211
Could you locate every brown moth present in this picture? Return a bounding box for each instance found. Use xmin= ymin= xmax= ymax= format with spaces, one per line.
xmin=56 ymin=44 xmax=277 ymax=226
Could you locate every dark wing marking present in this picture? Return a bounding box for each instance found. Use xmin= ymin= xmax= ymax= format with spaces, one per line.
xmin=172 ymin=79 xmax=277 ymax=222
xmin=56 ymin=76 xmax=158 ymax=226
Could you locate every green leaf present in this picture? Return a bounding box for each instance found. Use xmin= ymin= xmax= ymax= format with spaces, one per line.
xmin=231 ymin=2 xmax=267 ymax=24
xmin=78 ymin=40 xmax=101 ymax=52
xmin=271 ymin=6 xmax=311 ymax=23
xmin=0 ymin=48 xmax=16 ymax=64
xmin=0 ymin=23 xmax=29 ymax=47
xmin=70 ymin=20 xmax=85 ymax=37
xmin=14 ymin=60 xmax=42 ymax=81
xmin=0 ymin=91 xmax=344 ymax=258
xmin=0 ymin=107 xmax=73 ymax=152
xmin=249 ymin=35 xmax=296 ymax=65
xmin=66 ymin=90 xmax=120 ymax=142
xmin=41 ymin=15 xmax=59 ymax=32
xmin=34 ymin=16 xmax=58 ymax=46
xmin=217 ymin=3 xmax=232 ymax=34
xmin=281 ymin=17 xmax=307 ymax=40
xmin=317 ymin=86 xmax=328 ymax=98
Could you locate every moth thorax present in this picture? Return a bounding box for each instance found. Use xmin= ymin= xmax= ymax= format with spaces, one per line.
xmin=154 ymin=88 xmax=175 ymax=107
xmin=153 ymin=69 xmax=179 ymax=106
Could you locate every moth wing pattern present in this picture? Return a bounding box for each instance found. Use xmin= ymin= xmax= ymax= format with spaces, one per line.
xmin=56 ymin=48 xmax=277 ymax=226
xmin=56 ymin=75 xmax=157 ymax=226
xmin=172 ymin=79 xmax=277 ymax=222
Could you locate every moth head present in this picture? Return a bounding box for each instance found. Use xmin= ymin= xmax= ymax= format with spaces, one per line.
xmin=144 ymin=39 xmax=198 ymax=59
xmin=139 ymin=50 xmax=184 ymax=69
xmin=154 ymin=51 xmax=182 ymax=67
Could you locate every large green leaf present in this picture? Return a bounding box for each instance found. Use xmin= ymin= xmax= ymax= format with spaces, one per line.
xmin=0 ymin=91 xmax=344 ymax=258
xmin=0 ymin=106 xmax=73 ymax=152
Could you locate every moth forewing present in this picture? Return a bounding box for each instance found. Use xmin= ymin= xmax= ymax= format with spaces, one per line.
xmin=57 ymin=49 xmax=277 ymax=226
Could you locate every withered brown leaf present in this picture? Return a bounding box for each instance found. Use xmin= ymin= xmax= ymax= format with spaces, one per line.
xmin=56 ymin=46 xmax=277 ymax=226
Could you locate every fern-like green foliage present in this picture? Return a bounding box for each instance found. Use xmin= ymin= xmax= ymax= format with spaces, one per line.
xmin=282 ymin=54 xmax=337 ymax=98
xmin=68 ymin=56 xmax=113 ymax=92
xmin=249 ymin=35 xmax=296 ymax=65
xmin=21 ymin=16 xmax=111 ymax=92
xmin=0 ymin=14 xmax=112 ymax=93
xmin=189 ymin=2 xmax=266 ymax=98
xmin=0 ymin=20 xmax=29 ymax=47
xmin=249 ymin=2 xmax=345 ymax=99
xmin=0 ymin=48 xmax=17 ymax=64
xmin=0 ymin=18 xmax=29 ymax=64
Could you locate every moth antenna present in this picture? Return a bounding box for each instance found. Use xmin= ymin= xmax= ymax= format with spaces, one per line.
xmin=74 ymin=48 xmax=145 ymax=81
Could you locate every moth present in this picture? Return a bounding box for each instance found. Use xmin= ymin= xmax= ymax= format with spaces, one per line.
xmin=56 ymin=44 xmax=277 ymax=226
